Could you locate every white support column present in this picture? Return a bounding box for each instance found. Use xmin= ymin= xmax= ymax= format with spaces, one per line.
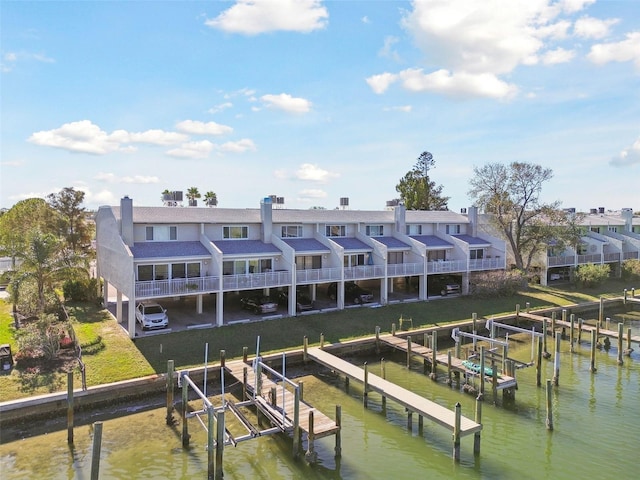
xmin=216 ymin=293 xmax=224 ymax=327
xmin=289 ymin=286 xmax=296 ymax=316
xmin=116 ymin=291 xmax=123 ymax=324
xmin=127 ymin=300 xmax=136 ymax=339
xmin=380 ymin=278 xmax=388 ymax=305
xmin=462 ymin=273 xmax=470 ymax=295
xmin=102 ymin=278 xmax=109 ymax=307
xmin=337 ymin=282 xmax=345 ymax=310
xmin=196 ymin=294 xmax=203 ymax=314
xmin=310 ymin=284 xmax=316 ymax=301
xmin=419 ymin=275 xmax=427 ymax=300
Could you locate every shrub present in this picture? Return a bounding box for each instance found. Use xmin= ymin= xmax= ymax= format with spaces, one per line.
xmin=574 ymin=263 xmax=610 ymax=288
xmin=621 ymin=259 xmax=640 ymax=281
xmin=470 ymin=270 xmax=527 ymax=298
xmin=63 ymin=277 xmax=99 ymax=302
xmin=15 ymin=313 xmax=63 ymax=361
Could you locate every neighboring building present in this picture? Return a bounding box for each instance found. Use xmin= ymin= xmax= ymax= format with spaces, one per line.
xmin=95 ymin=197 xmax=505 ymax=338
xmin=539 ymin=208 xmax=640 ymax=285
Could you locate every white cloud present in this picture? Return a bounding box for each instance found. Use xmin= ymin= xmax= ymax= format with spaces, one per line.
xmin=610 ymin=137 xmax=640 ymax=167
xmin=398 ymin=68 xmax=518 ymax=100
xmin=94 ymin=172 xmax=160 ymax=184
xmin=205 ymin=0 xmax=328 ymax=35
xmin=218 ymin=138 xmax=256 ymax=153
xmin=368 ymin=0 xmax=600 ymax=100
xmin=362 ymin=16 xmax=370 ymax=24
xmin=379 ymin=36 xmax=401 ymax=62
xmin=4 ymin=52 xmax=17 ymax=62
xmin=207 ymin=102 xmax=233 ymax=114
xmin=175 ymin=119 xmax=233 ymax=136
xmin=541 ymin=47 xmax=575 ymax=65
xmin=574 ymin=16 xmax=619 ymax=39
xmin=166 ymin=140 xmax=215 ymax=159
xmin=295 ymin=163 xmax=339 ymax=183
xmin=261 ymin=93 xmax=312 ymax=113
xmin=28 ymin=121 xmax=191 ymax=154
xmin=383 ymin=105 xmax=412 ymax=113
xmin=588 ymin=32 xmax=640 ymax=68
xmin=365 ymin=72 xmax=398 ymax=94
xmin=297 ymin=189 xmax=328 ymax=201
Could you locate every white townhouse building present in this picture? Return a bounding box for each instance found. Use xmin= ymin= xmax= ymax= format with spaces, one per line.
xmin=541 ymin=207 xmax=640 ymax=285
xmin=95 ymin=196 xmax=506 ymax=338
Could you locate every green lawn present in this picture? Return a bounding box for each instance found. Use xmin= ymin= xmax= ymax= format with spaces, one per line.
xmin=0 ymin=278 xmax=635 ymax=402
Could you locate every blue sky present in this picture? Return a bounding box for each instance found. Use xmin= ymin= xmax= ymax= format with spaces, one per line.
xmin=2 ymin=0 xmax=639 ymax=213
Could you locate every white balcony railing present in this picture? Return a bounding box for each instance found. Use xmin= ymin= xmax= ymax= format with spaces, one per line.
xmin=387 ymin=262 xmax=425 ymax=277
xmin=547 ymin=255 xmax=575 ymax=267
xmin=623 ymin=251 xmax=639 ymax=260
xmin=295 ymin=267 xmax=342 ymax=284
xmin=344 ymin=265 xmax=385 ymax=280
xmin=468 ymin=258 xmax=504 ymax=271
xmin=577 ymin=254 xmax=602 ymax=264
xmin=427 ymin=260 xmax=467 ymax=273
xmin=222 ymin=270 xmax=291 ymax=291
xmin=135 ymin=276 xmax=220 ymax=299
xmin=603 ymin=252 xmax=621 ymax=263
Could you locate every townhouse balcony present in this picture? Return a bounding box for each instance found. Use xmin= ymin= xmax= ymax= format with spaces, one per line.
xmin=603 ymin=252 xmax=621 ymax=263
xmin=468 ymin=257 xmax=504 ymax=271
xmin=295 ymin=267 xmax=342 ymax=285
xmin=427 ymin=259 xmax=467 ymax=274
xmin=222 ymin=270 xmax=292 ymax=291
xmin=577 ymin=254 xmax=602 ymax=264
xmin=387 ymin=262 xmax=425 ymax=277
xmin=547 ymin=255 xmax=575 ymax=267
xmin=623 ymin=251 xmax=639 ymax=260
xmin=344 ymin=265 xmax=385 ymax=280
xmin=135 ymin=276 xmax=220 ymax=299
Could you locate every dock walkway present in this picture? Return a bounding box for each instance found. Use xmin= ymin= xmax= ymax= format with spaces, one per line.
xmin=380 ymin=334 xmax=518 ymax=390
xmin=519 ymin=312 xmax=640 ymax=346
xmin=225 ymin=359 xmax=339 ymax=440
xmin=306 ymin=347 xmax=482 ymax=437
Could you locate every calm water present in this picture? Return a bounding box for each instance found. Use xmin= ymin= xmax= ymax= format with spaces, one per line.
xmin=1 ymin=312 xmax=639 ymax=479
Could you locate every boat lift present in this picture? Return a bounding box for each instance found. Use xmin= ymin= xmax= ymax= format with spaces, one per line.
xmin=486 ymin=319 xmax=543 ymax=364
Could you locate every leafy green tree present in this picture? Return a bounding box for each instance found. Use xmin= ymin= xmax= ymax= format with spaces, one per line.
xmin=621 ymin=259 xmax=640 ymax=281
xmin=468 ymin=162 xmax=583 ymax=273
xmin=47 ymin=187 xmax=93 ymax=256
xmin=574 ymin=263 xmax=610 ymax=288
xmin=204 ymin=191 xmax=218 ymax=207
xmin=395 ymin=151 xmax=449 ymax=210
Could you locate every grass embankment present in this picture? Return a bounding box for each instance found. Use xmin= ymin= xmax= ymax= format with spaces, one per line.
xmin=0 ymin=279 xmax=634 ymax=402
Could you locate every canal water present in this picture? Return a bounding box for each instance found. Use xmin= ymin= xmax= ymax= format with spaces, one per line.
xmin=1 ymin=312 xmax=639 ymax=479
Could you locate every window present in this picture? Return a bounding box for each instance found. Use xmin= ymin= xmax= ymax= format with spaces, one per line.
xmin=470 ymin=249 xmax=484 ymax=260
xmin=406 ymin=225 xmax=422 ymax=235
xmin=446 ymin=224 xmax=461 ymax=235
xmin=387 ymin=252 xmax=403 ymax=264
xmin=325 ymin=225 xmax=346 ymax=237
xmin=223 ymin=226 xmax=248 ymax=239
xmin=281 ymin=225 xmax=303 ymax=238
xmin=590 ymin=227 xmax=600 ymax=233
xmin=296 ymin=255 xmax=322 ymax=270
xmin=146 ymin=226 xmax=177 ymax=241
xmin=365 ymin=225 xmax=384 ymax=236
xmin=608 ymin=226 xmax=617 ymax=233
xmin=577 ymin=244 xmax=588 ymax=255
xmin=223 ymin=259 xmax=272 ymax=275
xmin=428 ymin=250 xmax=445 ymax=261
xmin=136 ymin=263 xmax=171 ymax=281
xmin=344 ymin=254 xmax=365 ymax=267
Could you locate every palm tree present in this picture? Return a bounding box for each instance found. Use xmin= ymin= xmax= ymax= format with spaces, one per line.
xmin=204 ymin=191 xmax=218 ymax=207
xmin=186 ymin=187 xmax=201 ymax=207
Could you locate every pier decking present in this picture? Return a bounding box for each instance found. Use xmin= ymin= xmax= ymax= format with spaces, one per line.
xmin=519 ymin=312 xmax=640 ymax=346
xmin=379 ymin=334 xmax=518 ymax=390
xmin=225 ymin=359 xmax=339 ymax=439
xmin=306 ymin=347 xmax=482 ymax=437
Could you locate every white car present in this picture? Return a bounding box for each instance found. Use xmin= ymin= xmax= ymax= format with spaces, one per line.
xmin=135 ymin=302 xmax=169 ymax=330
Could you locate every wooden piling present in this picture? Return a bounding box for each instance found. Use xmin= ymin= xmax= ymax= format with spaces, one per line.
xmin=207 ymin=405 xmax=214 ymax=479
xmin=306 ymin=411 xmax=317 ymax=463
xmin=406 ymin=335 xmax=412 ymax=368
xmin=242 ymin=367 xmax=248 ymax=401
xmin=335 ymin=405 xmax=342 ymax=458
xmin=617 ymin=323 xmax=624 ymax=365
xmin=375 ymin=326 xmax=380 ymax=353
xmin=219 ymin=349 xmax=225 ymax=369
xmin=243 ymin=346 xmax=248 ymax=363
xmin=303 ymin=336 xmax=308 ymax=362
xmin=625 ymin=327 xmax=633 ymax=356
xmin=215 ymin=410 xmax=225 ymax=479
xmin=561 ymin=309 xmax=567 ymax=324
xmin=551 ymin=311 xmax=556 ymax=338
xmin=553 ymin=333 xmax=560 ymax=387
xmin=67 ymin=371 xmax=74 ymax=445
xmin=491 ymin=361 xmax=498 ymax=405
xmin=182 ymin=373 xmax=190 ymax=447
xmin=599 ymin=297 xmax=604 ymax=325
xmin=380 ymin=358 xmax=387 ymax=411
xmin=515 ymin=304 xmax=520 ymax=318
xmin=542 ymin=317 xmax=549 ymax=357
xmin=472 ymin=313 xmax=478 ymax=351
xmin=320 ymin=332 xmax=325 ymax=348
xmin=407 ymin=410 xmax=413 ymax=431
xmin=293 ymin=387 xmax=301 ymax=458
xmin=392 ymin=323 xmax=396 ymax=336
xmin=453 ymin=402 xmax=461 ymax=462
xmin=479 ymin=346 xmax=486 ymax=399
xmin=589 ymin=329 xmax=597 ymax=373
xmin=418 ymin=415 xmax=424 ymax=435
xmin=447 ymin=350 xmax=452 ymax=385
xmin=431 ymin=331 xmax=438 ymax=380
xmin=299 ymin=381 xmax=304 ymax=401
xmin=526 ymin=302 xmax=530 ymax=313
xmin=474 ymin=395 xmax=482 ymax=456
xmin=569 ymin=314 xmax=575 ymax=353
xmin=90 ymin=422 xmax=103 ymax=480
xmin=166 ymin=360 xmax=175 ymax=425
xmin=623 ymin=288 xmax=627 ymax=305
xmin=578 ymin=318 xmax=583 ymax=344
xmin=545 ymin=380 xmax=553 ymax=431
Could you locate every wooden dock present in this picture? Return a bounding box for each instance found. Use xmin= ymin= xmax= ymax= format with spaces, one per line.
xmin=519 ymin=312 xmax=640 ymax=346
xmin=379 ymin=334 xmax=518 ymax=390
xmin=306 ymin=347 xmax=482 ymax=437
xmin=225 ymin=359 xmax=339 ymax=440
